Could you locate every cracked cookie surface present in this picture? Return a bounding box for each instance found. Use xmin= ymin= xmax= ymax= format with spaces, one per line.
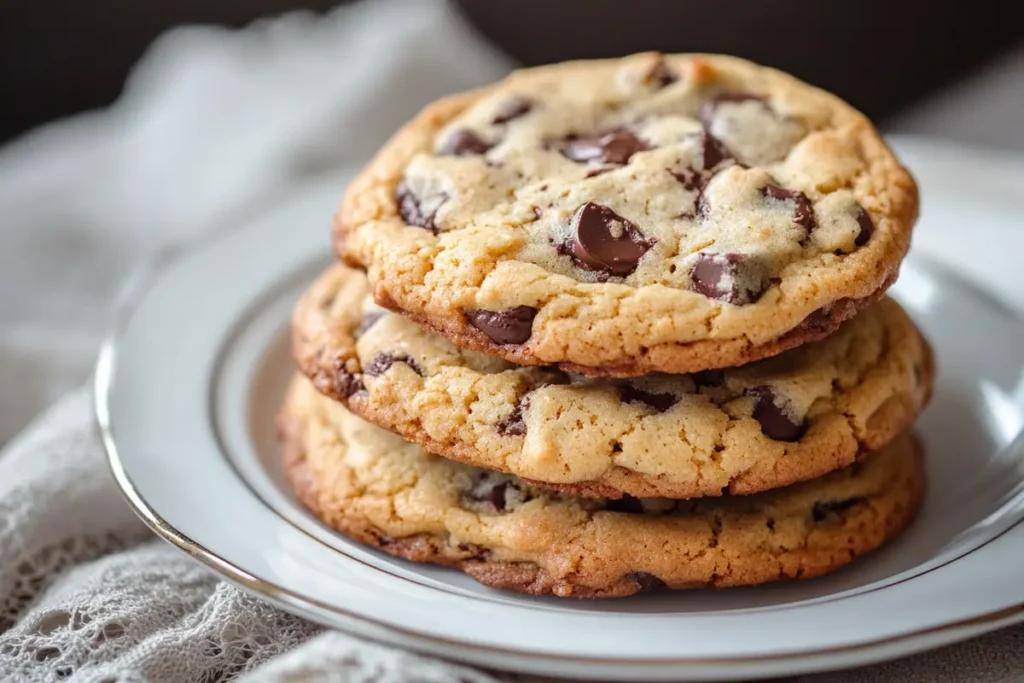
xmin=334 ymin=52 xmax=918 ymax=377
xmin=292 ymin=264 xmax=933 ymax=499
xmin=279 ymin=375 xmax=924 ymax=598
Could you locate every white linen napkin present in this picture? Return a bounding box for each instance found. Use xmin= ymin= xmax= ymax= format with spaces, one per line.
xmin=2 ymin=1 xmax=1024 ymax=680
xmin=0 ymin=0 xmax=510 ymax=444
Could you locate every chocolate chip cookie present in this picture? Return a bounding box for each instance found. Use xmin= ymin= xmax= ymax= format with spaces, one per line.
xmin=292 ymin=264 xmax=933 ymax=499
xmin=279 ymin=375 xmax=924 ymax=598
xmin=334 ymin=52 xmax=918 ymax=377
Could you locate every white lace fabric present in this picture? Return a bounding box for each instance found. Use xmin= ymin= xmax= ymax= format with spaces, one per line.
xmin=2 ymin=0 xmax=1024 ymax=680
xmin=0 ymin=390 xmax=512 ymax=683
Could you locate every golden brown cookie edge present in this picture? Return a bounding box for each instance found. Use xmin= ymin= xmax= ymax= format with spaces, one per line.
xmin=277 ymin=386 xmax=925 ymax=598
xmin=331 ymin=52 xmax=920 ymax=376
xmin=291 ymin=265 xmax=933 ymax=500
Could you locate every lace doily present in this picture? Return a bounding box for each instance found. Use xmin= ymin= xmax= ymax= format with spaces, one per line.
xmin=0 ymin=390 xmax=515 ymax=683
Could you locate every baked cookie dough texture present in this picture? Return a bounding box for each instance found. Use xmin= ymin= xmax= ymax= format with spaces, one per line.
xmin=280 ymin=376 xmax=924 ymax=598
xmin=334 ymin=52 xmax=918 ymax=376
xmin=277 ymin=52 xmax=928 ymax=598
xmin=293 ymin=264 xmax=933 ymax=500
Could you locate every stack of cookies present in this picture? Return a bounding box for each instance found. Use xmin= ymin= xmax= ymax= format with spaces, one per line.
xmin=278 ymin=52 xmax=932 ymax=598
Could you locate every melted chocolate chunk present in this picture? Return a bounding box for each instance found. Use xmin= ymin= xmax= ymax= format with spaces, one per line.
xmin=492 ymin=96 xmax=533 ymax=124
xmin=364 ymin=353 xmax=424 ymax=377
xmin=356 ymin=310 xmax=387 ymax=338
xmin=438 ymin=128 xmax=492 ymax=156
xmin=746 ymin=386 xmax=805 ymax=442
xmin=699 ymin=129 xmax=730 ymax=170
xmin=688 ymin=252 xmax=768 ymax=305
xmin=670 ymin=134 xmax=730 ymax=218
xmin=332 ymin=363 xmax=365 ymax=398
xmin=606 ymin=494 xmax=645 ymax=514
xmin=396 ymin=179 xmax=447 ymax=231
xmin=585 ymin=166 xmax=614 ymax=178
xmin=670 ymin=168 xmax=708 ymax=220
xmin=465 ymin=306 xmax=539 ymax=345
xmin=855 ymin=206 xmax=874 ymax=246
xmin=801 ymin=306 xmax=837 ymax=335
xmin=762 ymin=184 xmax=816 ymax=233
xmin=669 ymin=167 xmax=704 ymax=193
xmin=496 ymin=396 xmax=530 ymax=436
xmin=629 ymin=572 xmax=668 ymax=592
xmin=464 ymin=474 xmax=523 ymax=512
xmin=567 ymin=202 xmax=653 ymax=276
xmin=619 ymin=385 xmax=678 ymax=413
xmin=812 ymin=497 xmax=867 ymax=522
xmin=561 ymin=131 xmax=647 ymax=165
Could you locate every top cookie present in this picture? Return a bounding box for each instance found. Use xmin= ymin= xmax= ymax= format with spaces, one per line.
xmin=335 ymin=52 xmax=918 ymax=377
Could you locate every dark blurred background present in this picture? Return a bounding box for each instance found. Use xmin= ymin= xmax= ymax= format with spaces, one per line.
xmin=1 ymin=0 xmax=1022 ymax=144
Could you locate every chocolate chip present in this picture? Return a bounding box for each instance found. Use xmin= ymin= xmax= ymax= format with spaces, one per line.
xmin=364 ymin=352 xmax=424 ymax=377
xmin=619 ymin=385 xmax=678 ymax=413
xmin=700 ymin=129 xmax=729 ymax=170
xmin=629 ymin=572 xmax=668 ymax=592
xmin=465 ymin=306 xmax=538 ymax=345
xmin=688 ymin=252 xmax=768 ymax=305
xmin=746 ymin=386 xmax=805 ymax=441
xmin=606 ymin=495 xmax=645 ymax=514
xmin=332 ymin=364 xmax=365 ymax=398
xmin=801 ymin=306 xmax=836 ymax=335
xmin=396 ymin=179 xmax=447 ymax=231
xmin=670 ymin=133 xmax=728 ymax=193
xmin=762 ymin=184 xmax=816 ymax=234
xmin=669 ymin=167 xmax=704 ymax=193
xmin=566 ymin=202 xmax=653 ymax=276
xmin=356 ymin=310 xmax=387 ymax=337
xmin=561 ymin=131 xmax=647 ymax=165
xmin=855 ymin=206 xmax=874 ymax=246
xmin=670 ymin=170 xmax=707 ymax=220
xmin=482 ymin=482 xmax=512 ymax=510
xmin=464 ymin=474 xmax=524 ymax=512
xmin=670 ymin=134 xmax=730 ymax=219
xmin=497 ymin=396 xmax=530 ymax=436
xmin=692 ymin=370 xmax=725 ymax=388
xmin=812 ymin=497 xmax=867 ymax=522
xmin=492 ymin=96 xmax=533 ymax=124
xmin=438 ymin=128 xmax=492 ymax=156
xmin=585 ymin=167 xmax=614 ymax=178
xmin=644 ymin=57 xmax=677 ymax=87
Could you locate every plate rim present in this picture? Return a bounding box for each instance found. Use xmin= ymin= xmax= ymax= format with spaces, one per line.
xmin=210 ymin=252 xmax=1024 ymax=618
xmin=95 ymin=287 xmax=1024 ymax=675
xmin=94 ymin=141 xmax=1024 ymax=678
xmin=94 ymin=390 xmax=1024 ymax=671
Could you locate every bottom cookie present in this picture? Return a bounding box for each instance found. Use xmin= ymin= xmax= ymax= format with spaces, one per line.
xmin=279 ymin=375 xmax=924 ymax=598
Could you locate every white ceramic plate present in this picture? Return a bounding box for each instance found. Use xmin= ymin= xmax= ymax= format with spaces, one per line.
xmin=97 ymin=136 xmax=1024 ymax=681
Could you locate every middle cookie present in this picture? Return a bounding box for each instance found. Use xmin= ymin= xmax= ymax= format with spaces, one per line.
xmin=294 ymin=263 xmax=933 ymax=499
